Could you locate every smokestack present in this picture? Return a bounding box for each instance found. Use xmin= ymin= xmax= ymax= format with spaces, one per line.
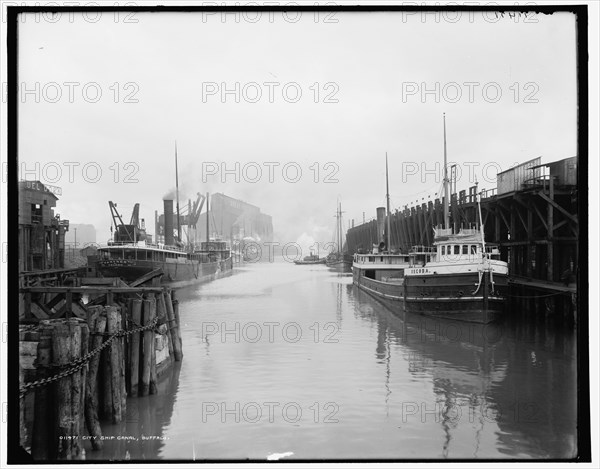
xmin=376 ymin=207 xmax=386 ymax=244
xmin=164 ymin=199 xmax=174 ymax=245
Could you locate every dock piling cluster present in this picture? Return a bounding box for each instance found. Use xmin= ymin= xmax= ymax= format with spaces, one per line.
xmin=19 ymin=285 xmax=184 ymax=460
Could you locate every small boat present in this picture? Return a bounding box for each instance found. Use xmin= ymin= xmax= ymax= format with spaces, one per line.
xmin=294 ymin=252 xmax=326 ymax=265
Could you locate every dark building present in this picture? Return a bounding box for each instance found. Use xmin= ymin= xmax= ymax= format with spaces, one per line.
xmin=18 ymin=180 xmax=69 ymax=271
xmin=197 ymin=193 xmax=273 ymax=243
xmin=153 ymin=193 xmax=272 ymax=247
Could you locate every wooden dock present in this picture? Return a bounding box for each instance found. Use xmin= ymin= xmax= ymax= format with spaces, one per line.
xmin=18 ymin=279 xmax=183 ymax=460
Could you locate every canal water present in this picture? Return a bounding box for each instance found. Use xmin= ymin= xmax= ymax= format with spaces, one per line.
xmin=88 ymin=259 xmax=578 ymax=461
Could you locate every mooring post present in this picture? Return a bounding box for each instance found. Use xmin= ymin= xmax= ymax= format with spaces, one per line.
xmin=32 ymin=324 xmax=54 ymax=460
xmin=172 ymin=290 xmax=183 ymax=359
xmin=85 ymin=312 xmax=106 ymax=450
xmin=106 ymin=305 xmax=123 ymax=423
xmin=129 ymin=298 xmax=142 ymax=396
xmin=157 ymin=292 xmax=174 ymax=358
xmin=147 ymin=293 xmax=158 ymax=395
xmin=140 ymin=296 xmax=156 ymax=396
xmin=52 ymin=319 xmax=84 ymax=459
xmin=165 ymin=291 xmax=182 ymax=361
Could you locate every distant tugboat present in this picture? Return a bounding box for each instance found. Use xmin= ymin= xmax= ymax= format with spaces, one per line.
xmin=294 ymin=251 xmax=327 ymax=265
xmin=326 ymin=201 xmax=352 ymax=273
xmin=403 ymin=115 xmax=508 ymax=323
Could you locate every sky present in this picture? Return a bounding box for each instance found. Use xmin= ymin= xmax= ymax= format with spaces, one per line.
xmin=14 ymin=7 xmax=579 ymax=250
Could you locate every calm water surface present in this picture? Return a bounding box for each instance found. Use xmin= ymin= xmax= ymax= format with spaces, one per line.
xmin=89 ymin=259 xmax=578 ymax=461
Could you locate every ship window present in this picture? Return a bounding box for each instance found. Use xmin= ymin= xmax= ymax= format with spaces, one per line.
xmin=441 ymin=246 xmax=445 ymax=255
xmin=124 ymin=250 xmax=135 ymax=260
xmin=454 ymin=245 xmax=460 ymax=255
xmin=462 ymin=245 xmax=468 ymax=255
xmin=471 ymin=245 xmax=477 ymax=255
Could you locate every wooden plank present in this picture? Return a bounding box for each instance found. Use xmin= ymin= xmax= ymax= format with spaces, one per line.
xmin=21 ymin=286 xmax=166 ymax=294
xmin=129 ymin=269 xmax=164 ymax=287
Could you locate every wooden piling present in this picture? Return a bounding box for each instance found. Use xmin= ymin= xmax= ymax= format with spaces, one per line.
xmin=52 ymin=320 xmax=83 ymax=459
xmin=32 ymin=324 xmax=54 ymax=460
xmin=172 ymin=291 xmax=183 ymax=360
xmin=129 ymin=298 xmax=142 ymax=396
xmin=140 ymin=297 xmax=156 ymax=396
xmin=119 ymin=303 xmax=127 ymax=413
xmin=158 ymin=292 xmax=174 ymax=358
xmin=148 ymin=294 xmax=158 ymax=395
xmin=85 ymin=313 xmax=106 ymax=450
xmin=106 ymin=306 xmax=123 ymax=423
xmin=101 ymin=314 xmax=113 ymax=420
xmin=77 ymin=320 xmax=89 ymax=451
xmin=165 ymin=291 xmax=183 ymax=361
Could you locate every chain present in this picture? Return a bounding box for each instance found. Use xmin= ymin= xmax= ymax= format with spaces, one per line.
xmin=19 ymin=316 xmax=158 ymax=399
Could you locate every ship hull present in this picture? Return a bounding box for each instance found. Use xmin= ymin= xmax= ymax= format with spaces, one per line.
xmin=352 ymin=267 xmax=405 ymax=314
xmin=97 ymin=257 xmax=233 ymax=284
xmin=403 ymin=270 xmax=507 ymax=323
xmin=326 ymin=260 xmax=352 ymax=272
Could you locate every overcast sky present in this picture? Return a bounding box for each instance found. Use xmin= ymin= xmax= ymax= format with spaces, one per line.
xmin=16 ymin=8 xmax=578 ymax=249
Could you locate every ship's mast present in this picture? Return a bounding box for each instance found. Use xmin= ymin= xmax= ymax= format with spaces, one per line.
xmin=443 ymin=114 xmax=450 ymax=229
xmin=175 ymin=142 xmax=181 ymax=242
xmin=385 ymin=152 xmax=391 ymax=253
xmin=339 ymin=201 xmax=342 ymax=254
xmin=206 ymin=192 xmax=210 ymax=243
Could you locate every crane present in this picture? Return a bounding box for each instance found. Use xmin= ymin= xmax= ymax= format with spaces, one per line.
xmin=108 ymin=201 xmax=146 ymax=243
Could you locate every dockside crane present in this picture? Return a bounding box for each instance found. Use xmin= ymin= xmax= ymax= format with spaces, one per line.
xmin=185 ymin=193 xmax=205 ymax=246
xmin=109 ymin=201 xmax=147 ymax=243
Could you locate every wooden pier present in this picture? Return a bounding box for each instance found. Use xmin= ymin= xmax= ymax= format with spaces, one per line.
xmin=18 ymin=280 xmax=184 ymax=460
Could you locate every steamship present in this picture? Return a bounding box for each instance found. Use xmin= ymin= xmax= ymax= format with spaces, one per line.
xmin=402 ymin=115 xmax=508 ymax=323
xmin=96 ymin=198 xmax=233 ymax=284
xmin=97 ymin=148 xmax=232 ymax=284
xmin=353 ymin=115 xmax=509 ymax=323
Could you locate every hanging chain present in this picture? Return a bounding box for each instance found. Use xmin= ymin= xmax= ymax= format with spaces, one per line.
xmin=19 ymin=317 xmax=158 ymax=399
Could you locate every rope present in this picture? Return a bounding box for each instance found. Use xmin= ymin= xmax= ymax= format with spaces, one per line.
xmin=504 ymin=291 xmax=572 ymax=299
xmin=19 ymin=316 xmax=158 ymax=399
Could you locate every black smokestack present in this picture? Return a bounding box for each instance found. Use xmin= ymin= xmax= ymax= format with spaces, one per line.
xmin=164 ymin=199 xmax=174 ymax=245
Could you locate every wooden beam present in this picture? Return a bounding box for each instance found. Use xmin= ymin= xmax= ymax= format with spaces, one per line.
xmin=531 ymin=201 xmax=548 ymax=230
xmin=515 ymin=205 xmax=528 ymax=232
xmin=538 ymin=191 xmax=578 ymax=224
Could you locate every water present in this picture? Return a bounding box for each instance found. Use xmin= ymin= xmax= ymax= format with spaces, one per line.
xmin=88 ymin=259 xmax=578 ymax=460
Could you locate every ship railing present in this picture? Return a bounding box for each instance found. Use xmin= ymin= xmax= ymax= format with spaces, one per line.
xmin=104 ymin=241 xmax=189 ymax=253
xmin=409 ymin=245 xmax=437 ymax=255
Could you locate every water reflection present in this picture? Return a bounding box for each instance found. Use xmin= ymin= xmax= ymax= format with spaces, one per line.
xmin=353 ymin=288 xmax=577 ymax=459
xmin=86 ymin=362 xmax=181 ymax=461
xmin=85 ymin=261 xmax=577 ymax=460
